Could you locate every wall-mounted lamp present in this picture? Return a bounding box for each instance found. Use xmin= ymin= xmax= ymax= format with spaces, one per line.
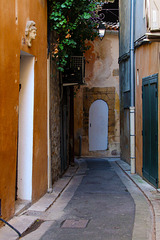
xmin=98 ymin=22 xmax=106 ymax=40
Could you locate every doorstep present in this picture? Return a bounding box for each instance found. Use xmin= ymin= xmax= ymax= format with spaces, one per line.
xmin=15 ymin=200 xmax=31 ymax=216
xmin=0 ymin=165 xmax=78 ymax=240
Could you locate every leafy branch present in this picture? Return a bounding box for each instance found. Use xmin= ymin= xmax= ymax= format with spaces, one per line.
xmin=49 ymin=0 xmax=100 ymax=71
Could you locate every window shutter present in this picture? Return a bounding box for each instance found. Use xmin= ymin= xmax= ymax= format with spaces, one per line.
xmin=149 ymin=0 xmax=160 ymax=31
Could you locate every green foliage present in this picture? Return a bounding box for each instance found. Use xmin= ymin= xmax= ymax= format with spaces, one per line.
xmin=49 ymin=0 xmax=99 ymax=71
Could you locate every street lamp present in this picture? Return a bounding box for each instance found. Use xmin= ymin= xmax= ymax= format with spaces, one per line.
xmin=98 ymin=22 xmax=106 ymax=40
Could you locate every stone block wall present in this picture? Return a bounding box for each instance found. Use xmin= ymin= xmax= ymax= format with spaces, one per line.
xmin=83 ymin=87 xmax=115 ymax=138
xmin=50 ymin=57 xmax=61 ymax=183
xmin=81 ymin=87 xmax=119 ymax=156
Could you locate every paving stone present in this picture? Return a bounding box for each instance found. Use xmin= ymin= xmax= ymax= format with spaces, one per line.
xmin=61 ymin=219 xmax=89 ymax=229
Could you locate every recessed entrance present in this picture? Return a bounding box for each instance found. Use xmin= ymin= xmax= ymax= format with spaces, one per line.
xmin=16 ymin=51 xmax=35 ymax=201
xmin=89 ymin=100 xmax=108 ymax=151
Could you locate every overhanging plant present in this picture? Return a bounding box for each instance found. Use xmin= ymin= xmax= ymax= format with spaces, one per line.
xmin=49 ymin=0 xmax=100 ymax=71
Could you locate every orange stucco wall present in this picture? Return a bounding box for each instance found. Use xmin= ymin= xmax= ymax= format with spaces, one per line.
xmin=0 ymin=0 xmax=47 ymax=220
xmin=135 ymin=42 xmax=160 ymax=186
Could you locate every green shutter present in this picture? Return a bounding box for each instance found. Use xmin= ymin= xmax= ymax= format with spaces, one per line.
xmin=142 ymin=74 xmax=158 ymax=187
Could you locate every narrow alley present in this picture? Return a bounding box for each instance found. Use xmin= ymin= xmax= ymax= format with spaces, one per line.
xmin=1 ymin=1 xmax=160 ymax=240
xmin=40 ymin=158 xmax=135 ymax=240
xmin=1 ymin=157 xmax=153 ymax=240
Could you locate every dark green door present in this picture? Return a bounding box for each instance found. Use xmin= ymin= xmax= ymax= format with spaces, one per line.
xmin=142 ymin=74 xmax=158 ymax=187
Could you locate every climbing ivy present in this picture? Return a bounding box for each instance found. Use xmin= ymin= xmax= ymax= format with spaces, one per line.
xmin=49 ymin=0 xmax=100 ymax=71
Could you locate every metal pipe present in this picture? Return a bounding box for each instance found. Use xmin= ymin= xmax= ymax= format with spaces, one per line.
xmin=130 ymin=0 xmax=135 ymax=107
xmin=47 ymin=56 xmax=52 ymax=192
xmin=130 ymin=106 xmax=136 ymax=174
xmin=130 ymin=0 xmax=136 ymax=174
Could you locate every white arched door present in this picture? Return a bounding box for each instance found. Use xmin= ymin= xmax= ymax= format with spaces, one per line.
xmin=89 ymin=100 xmax=108 ymax=151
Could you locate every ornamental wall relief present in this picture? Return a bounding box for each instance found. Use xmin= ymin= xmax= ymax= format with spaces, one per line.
xmin=25 ymin=21 xmax=37 ymax=47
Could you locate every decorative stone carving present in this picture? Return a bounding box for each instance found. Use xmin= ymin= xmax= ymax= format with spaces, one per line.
xmin=25 ymin=21 xmax=37 ymax=47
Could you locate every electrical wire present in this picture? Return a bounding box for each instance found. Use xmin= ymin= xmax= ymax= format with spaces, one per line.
xmin=0 ymin=218 xmax=21 ymax=238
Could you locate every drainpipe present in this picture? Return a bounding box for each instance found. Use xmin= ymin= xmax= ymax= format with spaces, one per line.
xmin=47 ymin=55 xmax=52 ymax=192
xmin=130 ymin=0 xmax=136 ymax=174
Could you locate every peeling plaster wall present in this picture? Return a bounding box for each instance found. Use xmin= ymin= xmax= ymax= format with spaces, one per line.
xmin=74 ymin=32 xmax=120 ymax=157
xmin=119 ymin=0 xmax=131 ymax=164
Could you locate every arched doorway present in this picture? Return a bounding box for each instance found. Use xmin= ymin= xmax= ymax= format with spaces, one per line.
xmin=89 ymin=100 xmax=108 ymax=151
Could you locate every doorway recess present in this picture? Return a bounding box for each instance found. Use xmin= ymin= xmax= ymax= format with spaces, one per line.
xmin=17 ymin=51 xmax=35 ymax=201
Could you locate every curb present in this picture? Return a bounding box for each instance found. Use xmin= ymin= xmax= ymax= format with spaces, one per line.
xmin=116 ymin=159 xmax=160 ymax=240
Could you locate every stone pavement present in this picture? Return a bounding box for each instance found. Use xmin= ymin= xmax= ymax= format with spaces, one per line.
xmin=40 ymin=158 xmax=135 ymax=240
xmin=0 ymin=158 xmax=159 ymax=240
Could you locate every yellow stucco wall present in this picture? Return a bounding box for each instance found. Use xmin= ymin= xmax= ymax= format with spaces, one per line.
xmin=0 ymin=0 xmax=47 ymax=220
xmin=135 ymin=42 xmax=160 ymax=187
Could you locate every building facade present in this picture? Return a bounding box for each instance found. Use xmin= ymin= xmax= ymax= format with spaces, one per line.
xmin=0 ymin=0 xmax=48 ymax=221
xmin=119 ymin=0 xmax=160 ymax=187
xmin=74 ymin=30 xmax=120 ymax=157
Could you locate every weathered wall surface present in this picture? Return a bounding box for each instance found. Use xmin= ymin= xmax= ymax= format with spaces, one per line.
xmin=50 ymin=59 xmax=61 ymax=183
xmin=120 ymin=108 xmax=130 ymax=163
xmin=135 ymin=42 xmax=160 ymax=184
xmin=119 ymin=0 xmax=131 ymax=164
xmin=49 ymin=31 xmax=61 ymax=183
xmin=74 ymin=32 xmax=120 ymax=157
xmin=119 ymin=59 xmax=130 ymax=164
xmin=135 ymin=0 xmax=146 ymax=41
xmin=0 ymin=0 xmax=47 ymax=220
xmin=119 ymin=0 xmax=130 ymax=57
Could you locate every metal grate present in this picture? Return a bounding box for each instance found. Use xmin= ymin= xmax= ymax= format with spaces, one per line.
xmin=61 ymin=219 xmax=89 ymax=229
xmin=70 ymin=56 xmax=83 ymax=68
xmin=70 ymin=56 xmax=85 ymax=83
xmin=62 ymin=56 xmax=85 ymax=85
